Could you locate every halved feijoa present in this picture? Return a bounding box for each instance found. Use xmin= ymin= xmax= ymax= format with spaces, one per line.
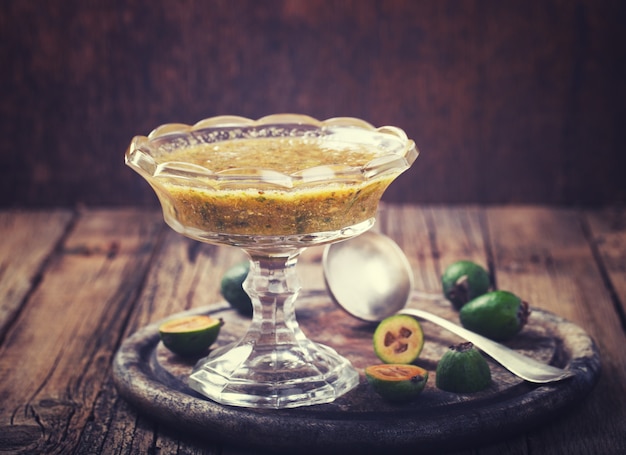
xmin=435 ymin=342 xmax=491 ymax=393
xmin=441 ymin=260 xmax=491 ymax=310
xmin=365 ymin=364 xmax=429 ymax=402
xmin=159 ymin=314 xmax=223 ymax=357
xmin=459 ymin=290 xmax=530 ymax=341
xmin=373 ymin=314 xmax=424 ymax=364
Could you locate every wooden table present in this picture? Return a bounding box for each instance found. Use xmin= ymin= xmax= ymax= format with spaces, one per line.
xmin=1 ymin=205 xmax=624 ymax=454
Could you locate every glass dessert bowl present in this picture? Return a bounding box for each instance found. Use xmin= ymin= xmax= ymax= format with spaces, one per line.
xmin=125 ymin=114 xmax=418 ymax=409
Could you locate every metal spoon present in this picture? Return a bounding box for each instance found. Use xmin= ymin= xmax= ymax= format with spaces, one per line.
xmin=322 ymin=231 xmax=574 ymax=384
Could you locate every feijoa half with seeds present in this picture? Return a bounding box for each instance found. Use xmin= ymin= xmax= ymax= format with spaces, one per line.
xmin=365 ymin=364 xmax=429 ymax=402
xmin=460 ymin=290 xmax=530 ymax=341
xmin=436 ymin=342 xmax=491 ymax=393
xmin=441 ymin=260 xmax=491 ymax=310
xmin=373 ymin=314 xmax=424 ymax=364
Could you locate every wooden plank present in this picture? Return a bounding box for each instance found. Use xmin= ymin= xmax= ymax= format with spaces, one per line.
xmin=0 ymin=210 xmax=73 ymax=341
xmin=379 ymin=204 xmax=440 ymax=293
xmin=80 ymin=229 xmax=245 ymax=454
xmin=584 ymin=207 xmax=626 ymax=319
xmin=424 ymin=205 xmax=491 ymax=290
xmin=0 ymin=209 xmax=163 ymax=454
xmin=485 ymin=206 xmax=626 ymax=455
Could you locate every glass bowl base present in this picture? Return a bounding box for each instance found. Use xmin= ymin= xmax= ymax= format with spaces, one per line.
xmin=188 ymin=340 xmax=359 ymax=409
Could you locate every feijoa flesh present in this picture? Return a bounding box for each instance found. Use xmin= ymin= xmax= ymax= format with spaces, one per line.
xmin=435 ymin=342 xmax=491 ymax=393
xmin=159 ymin=315 xmax=223 ymax=357
xmin=460 ymin=290 xmax=530 ymax=341
xmin=221 ymin=261 xmax=252 ymax=316
xmin=441 ymin=260 xmax=490 ymax=310
xmin=373 ymin=314 xmax=424 ymax=364
xmin=365 ymin=364 xmax=429 ymax=402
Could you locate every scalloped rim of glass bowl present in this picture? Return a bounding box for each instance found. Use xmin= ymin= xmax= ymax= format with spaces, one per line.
xmin=125 ymin=114 xmax=419 ymax=189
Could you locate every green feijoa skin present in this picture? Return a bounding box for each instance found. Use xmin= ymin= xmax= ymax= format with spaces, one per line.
xmin=435 ymin=342 xmax=491 ymax=393
xmin=221 ymin=261 xmax=252 ymax=316
xmin=459 ymin=290 xmax=530 ymax=341
xmin=441 ymin=260 xmax=491 ymax=310
xmin=365 ymin=364 xmax=429 ymax=402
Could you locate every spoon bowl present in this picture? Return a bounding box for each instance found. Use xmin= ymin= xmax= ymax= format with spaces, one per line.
xmin=322 ymin=230 xmax=412 ymax=322
xmin=323 ymin=231 xmax=574 ymax=384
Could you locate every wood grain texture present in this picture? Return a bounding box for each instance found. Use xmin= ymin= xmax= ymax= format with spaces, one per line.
xmin=0 ymin=206 xmax=624 ymax=454
xmin=585 ymin=208 xmax=626 ymax=320
xmin=486 ymin=206 xmax=626 ymax=455
xmin=0 ymin=210 xmax=73 ymax=341
xmin=0 ymin=209 xmax=163 ymax=454
xmin=1 ymin=0 xmax=624 ymax=207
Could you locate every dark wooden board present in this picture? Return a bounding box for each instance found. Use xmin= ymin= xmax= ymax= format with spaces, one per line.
xmin=113 ymin=290 xmax=600 ymax=455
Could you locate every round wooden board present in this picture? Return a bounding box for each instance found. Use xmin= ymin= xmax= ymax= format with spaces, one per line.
xmin=113 ymin=290 xmax=601 ymax=454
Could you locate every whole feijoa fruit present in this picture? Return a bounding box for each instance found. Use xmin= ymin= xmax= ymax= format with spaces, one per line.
xmin=441 ymin=260 xmax=491 ymax=310
xmin=373 ymin=314 xmax=424 ymax=364
xmin=435 ymin=342 xmax=491 ymax=393
xmin=221 ymin=261 xmax=252 ymax=316
xmin=365 ymin=364 xmax=429 ymax=402
xmin=459 ymin=290 xmax=530 ymax=341
xmin=159 ymin=315 xmax=223 ymax=357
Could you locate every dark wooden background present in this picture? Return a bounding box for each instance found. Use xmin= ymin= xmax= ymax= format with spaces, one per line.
xmin=1 ymin=0 xmax=624 ymax=208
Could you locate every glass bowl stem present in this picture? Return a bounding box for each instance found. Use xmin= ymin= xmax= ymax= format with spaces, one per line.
xmin=188 ymin=247 xmax=359 ymax=409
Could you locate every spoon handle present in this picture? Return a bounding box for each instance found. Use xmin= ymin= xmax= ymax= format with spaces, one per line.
xmin=398 ymin=308 xmax=574 ymax=383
